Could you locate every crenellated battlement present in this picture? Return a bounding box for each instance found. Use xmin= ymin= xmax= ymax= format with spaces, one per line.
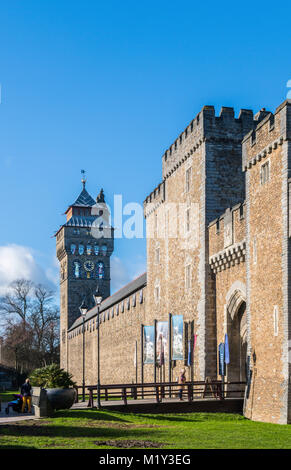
xmin=161 ymin=105 xmax=256 ymax=180
xmin=144 ymin=181 xmax=165 ymax=205
xmin=242 ymin=100 xmax=291 ymax=171
xmin=202 ymin=105 xmax=255 ymax=140
xmin=143 ymin=181 xmax=165 ymax=218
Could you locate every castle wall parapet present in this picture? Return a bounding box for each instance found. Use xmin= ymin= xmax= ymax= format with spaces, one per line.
xmin=242 ymin=100 xmax=291 ymax=170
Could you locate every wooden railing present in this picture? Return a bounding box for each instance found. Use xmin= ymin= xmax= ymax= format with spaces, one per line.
xmin=74 ymin=380 xmax=246 ymax=408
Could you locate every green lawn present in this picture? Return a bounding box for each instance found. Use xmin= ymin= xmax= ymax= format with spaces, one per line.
xmin=0 ymin=409 xmax=291 ymax=449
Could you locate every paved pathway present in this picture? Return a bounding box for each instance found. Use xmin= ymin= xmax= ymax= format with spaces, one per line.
xmin=0 ymin=402 xmax=36 ymax=424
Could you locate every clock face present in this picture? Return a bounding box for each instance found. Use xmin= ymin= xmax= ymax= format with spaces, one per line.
xmin=84 ymin=260 xmax=94 ymax=272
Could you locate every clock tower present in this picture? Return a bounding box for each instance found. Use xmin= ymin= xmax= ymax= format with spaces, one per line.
xmin=55 ymin=173 xmax=114 ymax=369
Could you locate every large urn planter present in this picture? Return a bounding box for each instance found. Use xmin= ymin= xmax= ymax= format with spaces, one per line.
xmin=30 ymin=364 xmax=77 ymax=416
xmin=45 ymin=388 xmax=76 ymax=411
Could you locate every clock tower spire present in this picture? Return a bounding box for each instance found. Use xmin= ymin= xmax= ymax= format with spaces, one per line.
xmin=55 ymin=176 xmax=114 ymax=369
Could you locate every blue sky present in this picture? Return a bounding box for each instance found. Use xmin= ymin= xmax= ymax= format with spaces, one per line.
xmin=0 ymin=0 xmax=290 ymax=296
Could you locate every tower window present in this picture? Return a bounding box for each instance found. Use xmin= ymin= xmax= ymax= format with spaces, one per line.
xmin=101 ymin=244 xmax=107 ymax=256
xmin=86 ymin=244 xmax=92 ymax=255
xmin=274 ymin=306 xmax=279 ymax=336
xmin=155 ymin=246 xmax=160 ymax=264
xmin=260 ymin=161 xmax=270 ymax=185
xmin=73 ymin=261 xmax=81 ymax=278
xmin=154 ymin=285 xmax=160 ymax=303
xmin=94 ymin=244 xmax=99 ymax=255
xmin=78 ymin=244 xmax=84 ymax=255
xmin=185 ymin=167 xmax=192 ymax=193
xmin=185 ymin=264 xmax=191 ymax=289
xmin=186 ymin=207 xmax=191 ymax=233
xmin=70 ymin=243 xmax=76 ymax=254
xmin=253 ymin=237 xmax=257 ymax=265
xmin=97 ymin=262 xmax=104 ymax=279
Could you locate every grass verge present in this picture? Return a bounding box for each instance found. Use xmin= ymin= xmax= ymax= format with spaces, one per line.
xmin=0 ymin=409 xmax=291 ymax=449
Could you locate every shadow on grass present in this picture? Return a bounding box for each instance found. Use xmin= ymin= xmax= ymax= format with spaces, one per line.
xmin=0 ymin=423 xmax=166 ymax=441
xmin=134 ymin=412 xmax=244 ymax=424
xmin=0 ymin=443 xmax=36 ymax=449
xmin=54 ymin=410 xmax=129 ymax=423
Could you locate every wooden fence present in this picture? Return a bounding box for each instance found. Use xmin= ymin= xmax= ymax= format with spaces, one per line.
xmin=74 ymin=379 xmax=246 ymax=408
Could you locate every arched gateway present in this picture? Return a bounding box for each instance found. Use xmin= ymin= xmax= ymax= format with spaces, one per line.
xmin=225 ymin=282 xmax=247 ymax=386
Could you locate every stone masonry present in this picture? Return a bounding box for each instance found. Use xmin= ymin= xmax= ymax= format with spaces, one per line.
xmin=58 ymin=99 xmax=291 ymax=424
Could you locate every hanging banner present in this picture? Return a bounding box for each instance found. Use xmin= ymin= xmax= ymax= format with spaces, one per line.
xmin=219 ymin=342 xmax=225 ymax=376
xmin=187 ymin=340 xmax=192 ymax=366
xmin=156 ymin=321 xmax=168 ymax=364
xmin=224 ymin=333 xmax=230 ymax=364
xmin=192 ymin=333 xmax=197 ymax=366
xmin=172 ymin=315 xmax=184 ymax=360
xmin=159 ymin=337 xmax=165 ymax=366
xmin=143 ymin=326 xmax=154 ymax=364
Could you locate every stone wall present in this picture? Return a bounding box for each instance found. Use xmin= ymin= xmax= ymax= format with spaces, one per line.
xmin=209 ymin=203 xmax=246 ymax=383
xmin=243 ymin=101 xmax=291 ymax=424
xmin=61 ymin=99 xmax=291 ymax=425
xmin=68 ymin=282 xmax=147 ymax=385
xmin=144 ymin=105 xmax=255 ymax=381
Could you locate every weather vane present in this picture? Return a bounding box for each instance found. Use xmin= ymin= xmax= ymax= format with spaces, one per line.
xmin=81 ymin=169 xmax=86 ymax=188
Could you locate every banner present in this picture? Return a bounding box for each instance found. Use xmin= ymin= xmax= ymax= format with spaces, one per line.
xmin=219 ymin=342 xmax=225 ymax=376
xmin=187 ymin=340 xmax=191 ymax=366
xmin=224 ymin=333 xmax=230 ymax=364
xmin=159 ymin=338 xmax=165 ymax=366
xmin=156 ymin=321 xmax=168 ymax=364
xmin=143 ymin=326 xmax=154 ymax=364
xmin=172 ymin=315 xmax=184 ymax=360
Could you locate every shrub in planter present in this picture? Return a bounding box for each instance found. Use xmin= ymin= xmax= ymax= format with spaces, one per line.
xmin=30 ymin=364 xmax=77 ymax=411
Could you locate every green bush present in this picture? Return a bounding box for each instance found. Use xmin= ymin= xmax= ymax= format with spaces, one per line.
xmin=30 ymin=364 xmax=76 ymax=389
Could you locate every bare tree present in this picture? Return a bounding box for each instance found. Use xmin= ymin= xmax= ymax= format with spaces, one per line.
xmin=0 ymin=279 xmax=60 ymax=372
xmin=30 ymin=285 xmax=59 ymax=365
xmin=0 ymin=279 xmax=33 ymax=323
xmin=2 ymin=318 xmax=34 ymax=372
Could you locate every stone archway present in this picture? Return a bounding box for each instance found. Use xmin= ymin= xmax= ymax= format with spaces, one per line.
xmin=225 ymin=282 xmax=247 ymax=386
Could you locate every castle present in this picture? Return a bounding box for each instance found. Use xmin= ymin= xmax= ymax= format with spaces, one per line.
xmin=56 ymin=99 xmax=291 ymax=425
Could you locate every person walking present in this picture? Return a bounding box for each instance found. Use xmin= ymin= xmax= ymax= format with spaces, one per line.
xmin=21 ymin=378 xmax=32 ymax=413
xmin=178 ymin=368 xmax=186 ymax=401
